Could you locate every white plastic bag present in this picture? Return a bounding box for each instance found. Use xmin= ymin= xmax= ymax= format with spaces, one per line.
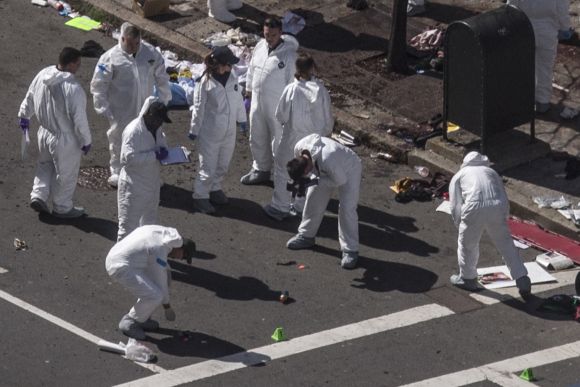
xmin=124 ymin=338 xmax=156 ymax=363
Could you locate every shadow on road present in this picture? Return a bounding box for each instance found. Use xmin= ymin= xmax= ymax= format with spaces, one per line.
xmin=38 ymin=213 xmax=117 ymax=241
xmin=170 ymin=260 xmax=281 ymax=302
xmin=147 ymin=328 xmax=270 ymax=364
xmin=351 ymin=256 xmax=438 ymax=293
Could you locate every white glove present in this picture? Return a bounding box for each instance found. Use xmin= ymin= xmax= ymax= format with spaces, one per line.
xmin=164 ymin=307 xmax=176 ymax=321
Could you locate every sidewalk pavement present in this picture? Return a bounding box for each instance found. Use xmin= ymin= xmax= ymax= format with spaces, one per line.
xmin=74 ymin=0 xmax=579 ymax=239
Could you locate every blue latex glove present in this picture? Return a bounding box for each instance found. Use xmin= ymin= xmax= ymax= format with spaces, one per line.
xmin=18 ymin=117 xmax=30 ymax=132
xmin=239 ymin=122 xmax=247 ymax=132
xmin=559 ymin=28 xmax=574 ymax=41
xmin=81 ymin=144 xmax=91 ymax=155
xmin=155 ymin=147 xmax=169 ymax=161
xmin=188 ymin=132 xmax=197 ymax=141
xmin=244 ymin=97 xmax=251 ymax=113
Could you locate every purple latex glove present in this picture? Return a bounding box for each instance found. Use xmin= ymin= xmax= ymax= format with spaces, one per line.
xmin=155 ymin=147 xmax=169 ymax=161
xmin=19 ymin=117 xmax=30 ymax=132
xmin=81 ymin=144 xmax=91 ymax=155
xmin=243 ymin=97 xmax=251 ymax=113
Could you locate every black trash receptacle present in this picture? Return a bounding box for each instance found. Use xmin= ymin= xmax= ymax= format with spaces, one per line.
xmin=443 ymin=5 xmax=535 ymax=154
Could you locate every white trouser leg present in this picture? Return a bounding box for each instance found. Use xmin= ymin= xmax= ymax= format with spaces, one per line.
xmin=457 ymin=207 xmax=486 ymax=279
xmin=271 ymin=139 xmax=295 ymax=212
xmin=51 ymin=133 xmax=82 ymax=214
xmin=535 ymin=43 xmax=557 ymax=104
xmin=210 ymin=130 xmax=236 ymax=192
xmin=337 ymin=161 xmax=361 ymax=252
xmin=31 ymin=127 xmax=55 ymax=203
xmin=117 ymin=176 xmax=159 ymax=241
xmin=298 ymin=183 xmax=333 ymax=238
xmin=194 ymin=132 xmax=220 ymax=199
xmin=207 ymin=0 xmax=236 ymax=22
xmin=107 ymin=118 xmax=130 ymax=176
xmin=249 ymin=102 xmax=282 ymax=172
xmin=226 ymin=0 xmax=243 ymax=10
xmin=113 ymin=268 xmax=164 ymax=323
xmin=485 ymin=206 xmax=528 ymax=280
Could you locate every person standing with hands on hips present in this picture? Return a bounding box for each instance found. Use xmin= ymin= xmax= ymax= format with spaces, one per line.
xmin=240 ymin=16 xmax=299 ymax=185
xmin=18 ymin=47 xmax=92 ymax=218
xmin=106 ymin=225 xmax=197 ymax=340
xmin=286 ymin=134 xmax=362 ymax=269
xmin=117 ymin=97 xmax=171 ymax=241
xmin=189 ymin=46 xmax=246 ymax=215
xmin=91 ymin=23 xmax=171 ymax=187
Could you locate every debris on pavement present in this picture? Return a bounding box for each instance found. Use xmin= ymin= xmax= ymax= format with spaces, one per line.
xmin=532 ymin=195 xmax=571 ymax=209
xmin=333 ymin=130 xmax=357 ymax=147
xmin=535 ymin=251 xmax=575 ymax=271
xmin=98 ymin=338 xmax=156 ymax=362
xmin=14 ymin=238 xmax=28 ymax=251
xmin=279 ymin=291 xmax=289 ymax=304
xmin=282 ymin=11 xmax=306 ymax=36
xmin=560 ymin=106 xmax=579 ymax=120
xmin=370 ymin=152 xmax=398 ymax=163
xmin=271 ymin=327 xmax=286 ymax=342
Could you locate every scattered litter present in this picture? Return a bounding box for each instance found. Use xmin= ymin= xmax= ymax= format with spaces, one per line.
xmin=370 ymin=152 xmax=397 ymax=163
xmin=446 ymin=122 xmax=460 ymax=132
xmin=279 ymin=291 xmax=289 ymax=304
xmin=65 ymin=16 xmax=101 ymax=31
xmin=333 ymin=130 xmax=357 ymax=147
xmin=31 ymin=0 xmax=48 ymax=6
xmin=276 ymin=260 xmax=297 ymax=266
xmin=513 ymin=239 xmax=529 ymax=249
xmin=282 ymin=11 xmax=306 ymax=36
xmin=202 ymin=29 xmax=260 ymax=48
xmin=271 ymin=327 xmax=286 ymax=342
xmin=352 ymin=112 xmax=370 ymax=119
xmin=0 ymin=267 xmax=8 ymax=274
xmin=560 ymin=107 xmax=579 ymax=120
xmin=414 ymin=166 xmax=430 ymax=178
xmin=14 ymin=238 xmax=28 ymax=251
xmin=532 ymin=195 xmax=570 ymax=209
xmin=536 ymin=251 xmax=575 ymax=271
xmin=519 ymin=368 xmax=535 ymax=382
xmin=435 ymin=200 xmax=451 ymax=214
xmin=297 ymin=264 xmax=306 ymax=270
xmin=552 ymin=82 xmax=570 ymax=93
xmin=98 ymin=338 xmax=157 ymax=363
xmin=409 ymin=27 xmax=445 ymax=52
xmin=558 ymin=208 xmax=580 ymax=227
xmin=477 ymin=262 xmax=555 ymax=290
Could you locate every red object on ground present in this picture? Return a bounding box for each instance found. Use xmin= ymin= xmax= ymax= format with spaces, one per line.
xmin=298 ymin=264 xmax=306 ymax=270
xmin=508 ymin=217 xmax=580 ymax=263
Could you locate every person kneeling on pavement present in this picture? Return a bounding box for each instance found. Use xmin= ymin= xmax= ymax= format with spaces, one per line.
xmin=105 ymin=225 xmax=196 ymax=340
xmin=449 ymin=151 xmax=531 ymax=297
xmin=285 ymin=134 xmax=362 ymax=269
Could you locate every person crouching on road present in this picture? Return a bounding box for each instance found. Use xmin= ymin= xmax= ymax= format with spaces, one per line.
xmin=263 ymin=54 xmax=334 ymax=221
xmin=18 ymin=47 xmax=92 ymax=219
xmin=189 ymin=46 xmax=246 ymax=215
xmin=286 ymin=134 xmax=362 ymax=269
xmin=106 ymin=225 xmax=196 ymax=340
xmin=449 ymin=151 xmax=531 ymax=297
xmin=117 ymin=97 xmax=171 ymax=241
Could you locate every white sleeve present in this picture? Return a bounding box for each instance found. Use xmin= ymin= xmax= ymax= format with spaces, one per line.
xmin=449 ymin=173 xmax=463 ymax=227
xmin=68 ymin=84 xmax=92 ymax=147
xmin=189 ymin=80 xmax=207 ymax=137
xmin=18 ymin=72 xmax=41 ymax=119
xmin=90 ymin=53 xmax=114 ymax=117
xmin=154 ymin=51 xmax=172 ymax=105
xmin=275 ymin=85 xmax=292 ymax=125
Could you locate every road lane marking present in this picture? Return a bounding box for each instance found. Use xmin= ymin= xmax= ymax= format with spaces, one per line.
xmin=115 ymin=303 xmax=455 ymax=387
xmin=470 ymin=269 xmax=579 ymax=305
xmin=0 ymin=267 xmax=8 ymax=274
xmin=400 ymin=339 xmax=580 ymax=386
xmin=0 ymin=289 xmax=166 ymax=374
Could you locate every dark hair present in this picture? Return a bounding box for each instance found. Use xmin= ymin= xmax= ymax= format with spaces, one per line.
xmin=287 ymin=154 xmax=310 ymax=181
xmin=295 ymin=54 xmax=316 ymax=80
xmin=122 ymin=23 xmax=141 ymax=40
xmin=201 ymin=52 xmax=220 ymax=80
xmin=263 ymin=16 xmax=282 ymax=29
xmin=59 ymin=47 xmax=82 ymax=67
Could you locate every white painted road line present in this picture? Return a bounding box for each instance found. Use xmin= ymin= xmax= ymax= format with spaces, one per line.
xmin=470 ymin=269 xmax=579 ymax=306
xmin=0 ymin=267 xmax=8 ymax=274
xmin=400 ymin=339 xmax=580 ymax=387
xmin=115 ymin=303 xmax=455 ymax=387
xmin=0 ymin=289 xmax=166 ymax=374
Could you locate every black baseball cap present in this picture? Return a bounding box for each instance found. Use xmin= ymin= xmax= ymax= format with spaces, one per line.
xmin=147 ymin=101 xmax=172 ymax=123
xmin=211 ymin=46 xmax=239 ymax=66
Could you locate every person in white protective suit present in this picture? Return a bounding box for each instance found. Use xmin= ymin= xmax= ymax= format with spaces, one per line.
xmin=449 ymin=151 xmax=531 ymax=297
xmin=189 ymin=46 xmax=246 ymax=215
xmin=507 ymin=0 xmax=571 ymax=113
xmin=106 ymin=225 xmax=197 ymax=340
xmin=286 ymin=134 xmax=362 ymax=269
xmin=240 ymin=16 xmax=299 ymax=185
xmin=117 ymin=98 xmax=171 ymax=241
xmin=207 ymin=0 xmax=242 ymax=23
xmin=263 ymin=54 xmax=334 ymax=221
xmin=91 ymin=22 xmax=171 ymax=187
xmin=18 ymin=47 xmax=92 ymax=218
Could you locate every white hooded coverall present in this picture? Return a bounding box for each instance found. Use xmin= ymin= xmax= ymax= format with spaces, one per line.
xmin=117 ymin=97 xmax=168 ymax=241
xmin=190 ymin=72 xmax=246 ymax=198
xmin=449 ymin=152 xmax=528 ymax=281
xmin=18 ymin=66 xmax=92 ymax=214
xmin=295 ymin=134 xmax=362 ymax=252
xmin=271 ymin=77 xmax=334 ymax=213
xmin=507 ymin=0 xmax=571 ymax=104
xmin=106 ymin=225 xmax=183 ymax=323
xmin=246 ymin=34 xmax=299 ymax=172
xmin=90 ymin=34 xmax=171 ymax=176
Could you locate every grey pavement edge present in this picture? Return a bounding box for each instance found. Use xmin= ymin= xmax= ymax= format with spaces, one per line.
xmin=72 ymin=0 xmax=579 ymax=239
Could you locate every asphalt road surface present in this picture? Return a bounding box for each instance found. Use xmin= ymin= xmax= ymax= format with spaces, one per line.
xmin=1 ymin=1 xmax=580 ymax=386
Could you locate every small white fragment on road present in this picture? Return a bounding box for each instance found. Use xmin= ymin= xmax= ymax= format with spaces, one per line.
xmin=0 ymin=267 xmax=8 ymax=274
